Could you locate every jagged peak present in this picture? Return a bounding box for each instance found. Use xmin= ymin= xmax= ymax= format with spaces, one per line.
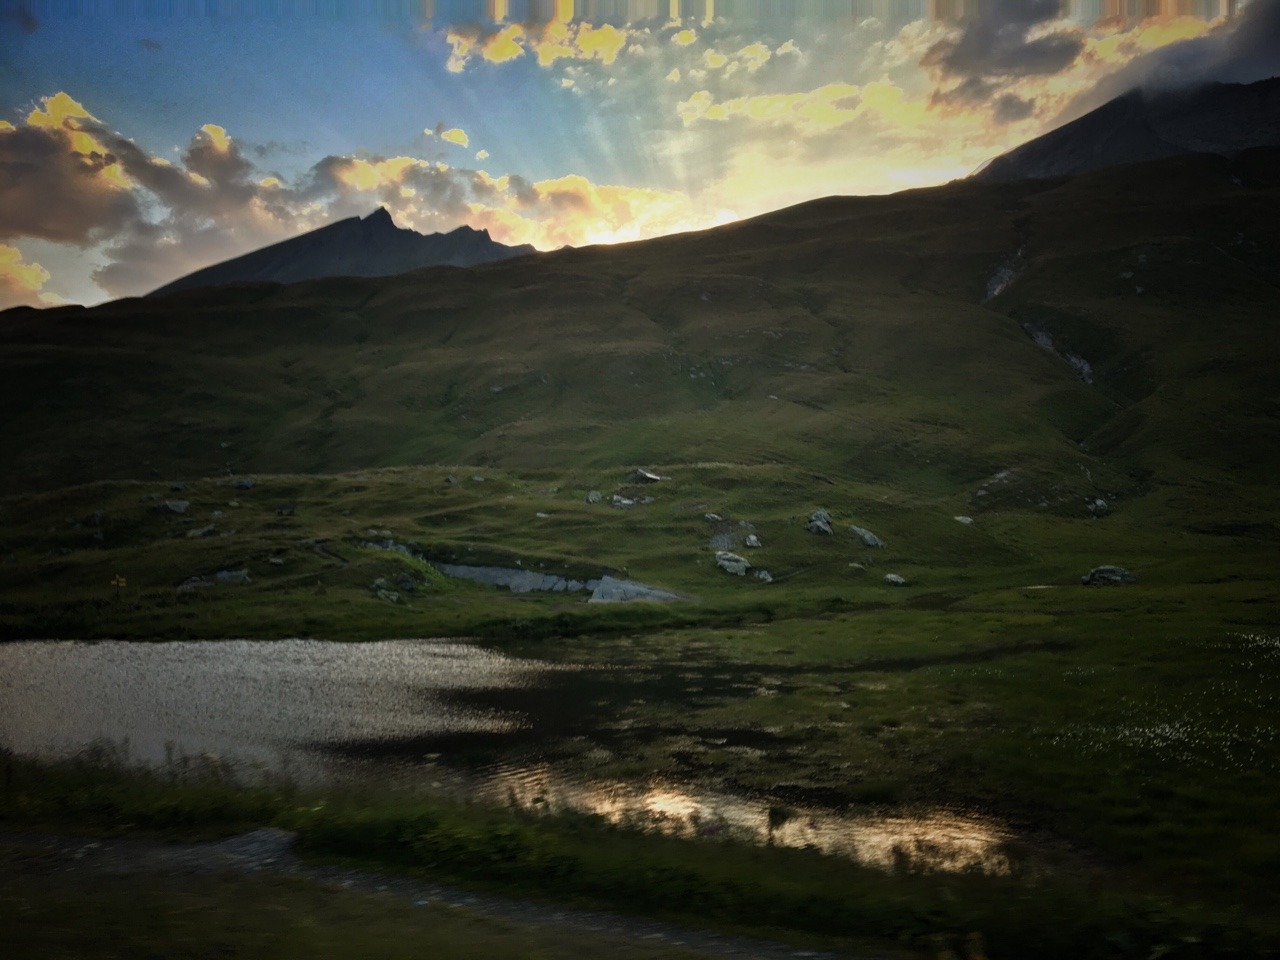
xmin=363 ymin=206 xmax=398 ymax=229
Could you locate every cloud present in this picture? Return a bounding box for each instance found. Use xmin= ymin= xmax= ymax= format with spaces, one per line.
xmin=0 ymin=93 xmax=140 ymax=245
xmin=922 ymin=0 xmax=1085 ymax=106
xmin=1060 ymin=0 xmax=1280 ymax=117
xmin=0 ymin=243 xmax=51 ymax=309
xmin=677 ymin=83 xmax=863 ymax=134
xmin=440 ymin=127 xmax=470 ymax=147
xmin=445 ymin=21 xmax=633 ymax=72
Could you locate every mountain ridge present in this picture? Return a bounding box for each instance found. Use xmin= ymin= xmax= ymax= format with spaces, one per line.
xmin=147 ymin=208 xmax=538 ymax=297
xmin=975 ymin=75 xmax=1280 ymax=183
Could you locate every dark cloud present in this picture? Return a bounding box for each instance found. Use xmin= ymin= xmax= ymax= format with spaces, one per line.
xmin=992 ymin=93 xmax=1035 ymax=124
xmin=923 ymin=0 xmax=1083 ymax=109
xmin=0 ymin=124 xmax=140 ymax=245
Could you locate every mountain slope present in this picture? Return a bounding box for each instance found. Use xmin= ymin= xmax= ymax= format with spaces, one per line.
xmin=976 ymin=76 xmax=1280 ymax=183
xmin=2 ymin=150 xmax=1278 ymax=521
xmin=148 ymin=208 xmax=537 ymax=296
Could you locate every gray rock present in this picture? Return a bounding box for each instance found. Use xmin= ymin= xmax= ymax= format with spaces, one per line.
xmin=849 ymin=524 xmax=885 ymax=548
xmin=708 ymin=531 xmax=736 ymax=551
xmin=612 ymin=494 xmax=636 ymax=508
xmin=268 ymin=557 xmax=285 ymax=566
xmin=754 ymin=569 xmax=773 ymax=583
xmin=1082 ymin=565 xmax=1136 ymax=586
xmin=806 ymin=509 xmax=834 ymax=536
xmin=229 ymin=477 xmax=256 ymax=491
xmin=1087 ymin=498 xmax=1110 ymax=516
xmin=215 ymin=568 xmax=251 ymax=585
xmin=954 ymin=516 xmax=974 ymax=525
xmin=177 ymin=576 xmax=213 ymax=592
xmin=704 ymin=512 xmax=724 ymax=522
xmin=164 ymin=500 xmax=190 ymax=515
xmin=211 ymin=510 xmax=226 ymax=520
xmin=586 ymin=490 xmax=603 ymax=504
xmin=744 ymin=534 xmax=762 ymax=548
xmin=186 ymin=525 xmax=218 ymax=539
xmin=375 ymin=589 xmax=401 ymax=604
xmin=883 ymin=573 xmax=907 ymax=586
xmin=715 ymin=551 xmax=751 ymax=576
xmin=629 ymin=468 xmax=661 ymax=484
xmin=588 ymin=575 xmax=683 ymax=603
xmin=395 ymin=572 xmax=416 ymax=593
xmin=445 ymin=475 xmax=459 ymax=486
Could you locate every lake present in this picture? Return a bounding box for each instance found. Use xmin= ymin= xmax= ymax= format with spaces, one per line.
xmin=0 ymin=638 xmax=1014 ymax=874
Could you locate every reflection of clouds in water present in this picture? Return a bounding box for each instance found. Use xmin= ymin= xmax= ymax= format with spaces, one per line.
xmin=0 ymin=640 xmax=547 ymax=773
xmin=474 ymin=763 xmax=1012 ymax=875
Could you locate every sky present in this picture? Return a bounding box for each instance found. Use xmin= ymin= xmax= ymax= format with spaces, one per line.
xmin=1 ymin=0 xmax=1277 ymax=308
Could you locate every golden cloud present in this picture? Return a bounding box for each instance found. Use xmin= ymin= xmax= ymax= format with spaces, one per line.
xmin=446 ymin=21 xmax=633 ymax=72
xmin=0 ymin=243 xmax=52 ymax=309
xmin=441 ymin=127 xmax=470 ymax=147
xmin=199 ymin=123 xmax=232 ymax=152
xmin=677 ymin=83 xmax=862 ymax=134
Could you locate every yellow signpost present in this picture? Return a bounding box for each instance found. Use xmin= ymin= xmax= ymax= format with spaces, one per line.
xmin=111 ymin=574 xmax=126 ymax=601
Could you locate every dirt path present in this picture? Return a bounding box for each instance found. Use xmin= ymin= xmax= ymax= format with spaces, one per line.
xmin=1 ymin=828 xmax=895 ymax=960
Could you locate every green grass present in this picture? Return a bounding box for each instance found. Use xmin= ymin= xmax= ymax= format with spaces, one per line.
xmin=0 ymin=843 xmax=723 ymax=960
xmin=3 ymin=754 xmax=1276 ymax=960
xmin=2 ymin=152 xmax=1279 ymax=957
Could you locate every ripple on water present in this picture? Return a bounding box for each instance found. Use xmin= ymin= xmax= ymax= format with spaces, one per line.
xmin=0 ymin=638 xmax=548 ymax=775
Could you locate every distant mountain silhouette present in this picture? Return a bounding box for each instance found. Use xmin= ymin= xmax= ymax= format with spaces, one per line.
xmin=149 ymin=208 xmax=536 ymax=297
xmin=976 ymin=76 xmax=1280 ymax=183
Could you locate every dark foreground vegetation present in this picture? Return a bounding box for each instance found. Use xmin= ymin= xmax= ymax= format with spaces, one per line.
xmin=3 ymin=752 xmax=1278 ymax=960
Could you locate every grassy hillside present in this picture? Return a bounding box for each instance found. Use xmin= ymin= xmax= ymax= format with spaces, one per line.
xmin=4 ymin=150 xmax=1277 ymax=507
xmin=3 ymin=149 xmax=1279 ymax=957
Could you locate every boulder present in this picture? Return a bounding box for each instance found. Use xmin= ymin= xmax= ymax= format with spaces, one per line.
xmin=883 ymin=573 xmax=907 ymax=586
xmin=215 ymin=568 xmax=251 ymax=585
xmin=177 ymin=576 xmax=213 ymax=592
xmin=268 ymin=557 xmax=285 ymax=566
xmin=954 ymin=516 xmax=974 ymax=525
xmin=186 ymin=525 xmax=218 ymax=538
xmin=395 ymin=572 xmax=416 ymax=593
xmin=612 ymin=494 xmax=636 ymax=508
xmin=849 ymin=524 xmax=885 ymax=548
xmin=1082 ymin=565 xmax=1136 ymax=586
xmin=754 ymin=569 xmax=774 ymax=583
xmin=586 ymin=490 xmax=603 ymax=504
xmin=715 ymin=551 xmax=751 ymax=576
xmin=229 ymin=477 xmax=256 ymax=491
xmin=745 ymin=534 xmax=762 ymax=548
xmin=164 ymin=499 xmax=190 ymax=515
xmin=629 ymin=468 xmax=661 ymax=484
xmin=806 ymin=509 xmax=834 ymax=536
xmin=704 ymin=512 xmax=724 ymax=522
xmin=589 ymin=575 xmax=684 ymax=603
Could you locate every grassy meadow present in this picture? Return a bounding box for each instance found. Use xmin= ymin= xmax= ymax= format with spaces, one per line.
xmin=2 ymin=150 xmax=1279 ymax=957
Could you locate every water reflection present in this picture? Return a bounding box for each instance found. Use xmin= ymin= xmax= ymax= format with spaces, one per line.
xmin=0 ymin=639 xmax=545 ymax=776
xmin=0 ymin=639 xmax=1016 ymax=875
xmin=470 ymin=763 xmax=1013 ymax=874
